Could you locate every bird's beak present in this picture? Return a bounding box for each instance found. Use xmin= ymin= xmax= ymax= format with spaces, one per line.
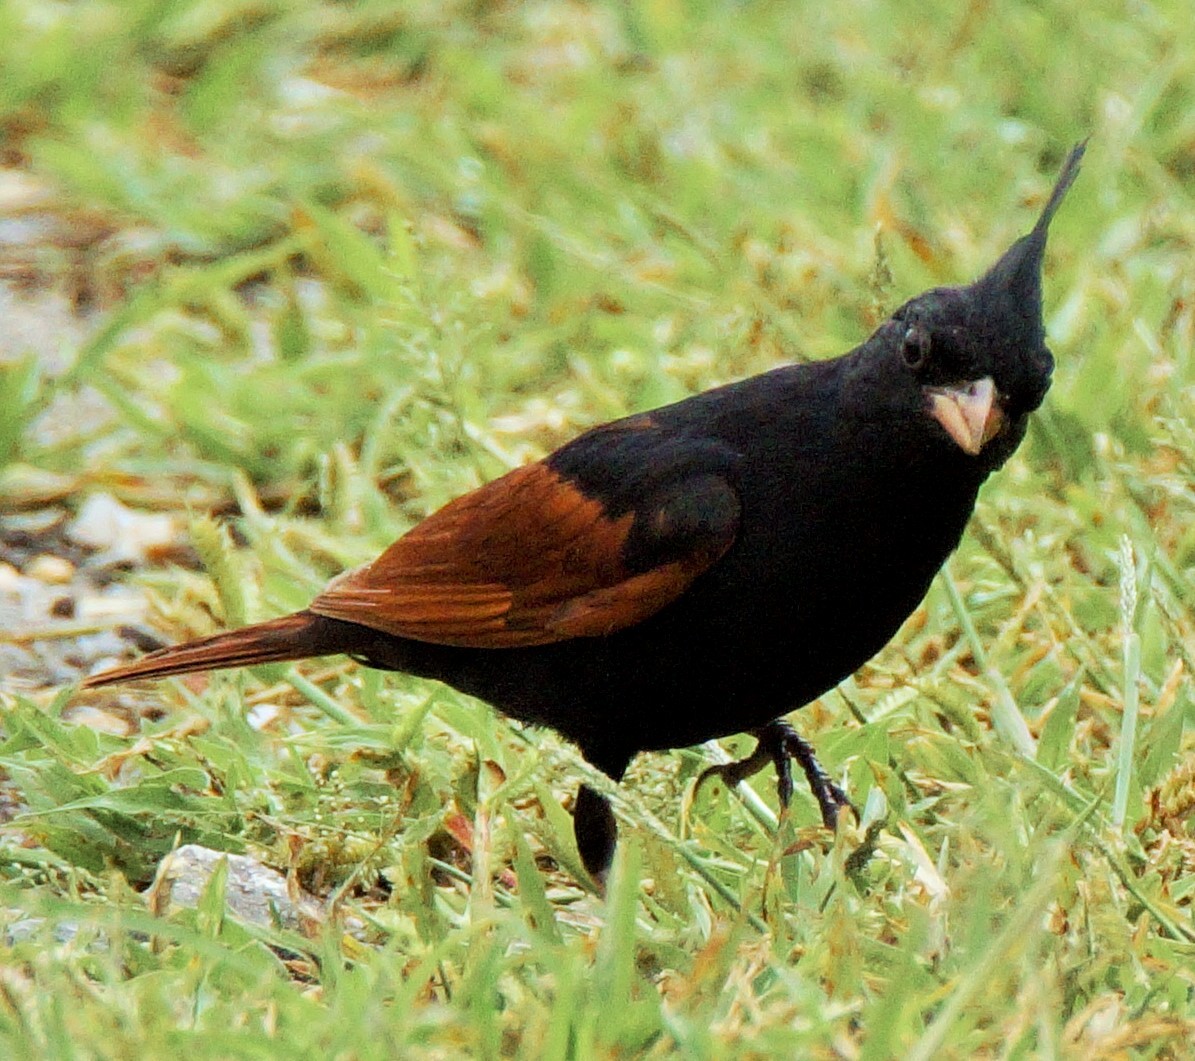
xmin=925 ymin=377 xmax=1004 ymax=456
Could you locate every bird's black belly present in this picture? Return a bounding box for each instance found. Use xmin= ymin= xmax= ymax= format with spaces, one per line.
xmin=367 ymin=472 xmax=976 ymax=764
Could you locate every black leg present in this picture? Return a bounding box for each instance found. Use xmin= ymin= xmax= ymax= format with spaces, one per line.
xmin=694 ymin=719 xmax=853 ymax=829
xmin=572 ymin=750 xmax=631 ymax=884
xmin=574 ymin=783 xmax=619 ymax=881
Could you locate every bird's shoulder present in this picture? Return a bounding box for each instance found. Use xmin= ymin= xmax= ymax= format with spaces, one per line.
xmin=308 ymin=416 xmax=744 ymax=647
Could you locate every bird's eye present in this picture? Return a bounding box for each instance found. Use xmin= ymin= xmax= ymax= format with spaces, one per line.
xmin=901 ymin=325 xmax=930 ymax=371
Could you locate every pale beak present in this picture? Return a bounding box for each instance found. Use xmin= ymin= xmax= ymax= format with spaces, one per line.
xmin=925 ymin=377 xmax=1004 ymax=456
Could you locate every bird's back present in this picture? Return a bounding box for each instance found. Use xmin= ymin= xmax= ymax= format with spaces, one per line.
xmin=370 ymin=351 xmax=989 ymax=757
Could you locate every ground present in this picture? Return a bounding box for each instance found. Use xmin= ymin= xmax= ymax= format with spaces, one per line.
xmin=1 ymin=1 xmax=1195 ymax=1057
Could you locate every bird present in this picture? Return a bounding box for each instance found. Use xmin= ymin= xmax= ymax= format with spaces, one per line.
xmin=84 ymin=142 xmax=1085 ymax=882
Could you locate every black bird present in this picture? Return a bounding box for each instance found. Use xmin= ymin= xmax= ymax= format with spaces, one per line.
xmin=85 ymin=143 xmax=1085 ymax=880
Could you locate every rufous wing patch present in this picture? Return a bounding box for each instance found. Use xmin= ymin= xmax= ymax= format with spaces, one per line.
xmin=309 ymin=462 xmax=735 ymax=648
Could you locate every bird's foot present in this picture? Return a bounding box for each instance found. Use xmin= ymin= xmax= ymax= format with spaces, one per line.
xmin=573 ymin=782 xmax=619 ymax=886
xmin=695 ymin=719 xmax=853 ymax=830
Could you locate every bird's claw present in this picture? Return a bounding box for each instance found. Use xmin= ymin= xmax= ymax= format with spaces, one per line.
xmin=695 ymin=719 xmax=854 ymax=831
xmin=694 ymin=741 xmax=774 ymax=797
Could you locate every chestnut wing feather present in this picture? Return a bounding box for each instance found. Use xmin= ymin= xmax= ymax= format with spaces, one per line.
xmin=309 ymin=461 xmax=739 ymax=648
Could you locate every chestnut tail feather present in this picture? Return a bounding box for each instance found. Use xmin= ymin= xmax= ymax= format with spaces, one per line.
xmin=82 ymin=610 xmax=342 ymax=688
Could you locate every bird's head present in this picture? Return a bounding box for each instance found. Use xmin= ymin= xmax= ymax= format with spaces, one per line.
xmin=865 ymin=142 xmax=1085 ymax=469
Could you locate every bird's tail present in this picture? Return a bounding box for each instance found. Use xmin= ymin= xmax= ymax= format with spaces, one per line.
xmin=82 ymin=610 xmax=343 ymax=688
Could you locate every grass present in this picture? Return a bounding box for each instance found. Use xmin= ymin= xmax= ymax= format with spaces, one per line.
xmin=2 ymin=0 xmax=1195 ymax=1056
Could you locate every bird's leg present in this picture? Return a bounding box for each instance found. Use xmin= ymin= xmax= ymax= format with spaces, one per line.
xmin=574 ymin=783 xmax=619 ymax=882
xmin=572 ymin=751 xmax=632 ymax=884
xmin=772 ymin=721 xmax=853 ymax=829
xmin=695 ymin=719 xmax=853 ymax=829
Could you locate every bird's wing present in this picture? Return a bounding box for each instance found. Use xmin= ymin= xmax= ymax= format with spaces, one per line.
xmin=309 ymin=459 xmax=740 ymax=648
